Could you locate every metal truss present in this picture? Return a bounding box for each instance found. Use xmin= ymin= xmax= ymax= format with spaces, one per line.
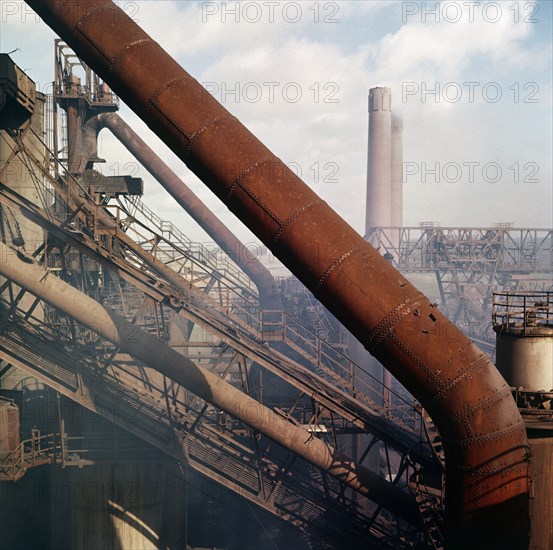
xmin=0 ymin=176 xmax=429 ymax=458
xmin=0 ymin=93 xmax=444 ymax=548
xmin=366 ymin=226 xmax=552 ymax=345
xmin=0 ymin=298 xmax=425 ymax=549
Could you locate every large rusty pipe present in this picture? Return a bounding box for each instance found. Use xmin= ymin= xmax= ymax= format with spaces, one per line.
xmin=88 ymin=112 xmax=278 ymax=308
xmin=25 ymin=2 xmax=531 ymax=546
xmin=0 ymin=240 xmax=420 ymax=524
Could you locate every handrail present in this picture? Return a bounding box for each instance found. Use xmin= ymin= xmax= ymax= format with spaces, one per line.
xmin=492 ymin=291 xmax=553 ymax=334
xmin=122 ymin=195 xmax=259 ymax=298
xmin=0 ymin=315 xmax=412 ymax=545
xmin=108 ymin=199 xmax=422 ymax=427
xmin=0 ymin=431 xmax=64 ymax=480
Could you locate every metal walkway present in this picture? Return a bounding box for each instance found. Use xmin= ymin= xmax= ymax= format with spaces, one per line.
xmin=0 ymin=114 xmax=442 ymax=548
xmin=0 ymin=307 xmax=421 ymax=549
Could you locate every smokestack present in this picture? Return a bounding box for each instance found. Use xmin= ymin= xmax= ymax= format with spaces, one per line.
xmin=365 ymin=87 xmax=392 ymax=234
xmin=391 ymin=113 xmax=403 ymax=229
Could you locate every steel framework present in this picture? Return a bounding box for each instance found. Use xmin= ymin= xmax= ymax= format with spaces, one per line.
xmin=0 ymin=63 xmax=441 ymax=547
xmin=367 ymin=225 xmax=552 ymax=344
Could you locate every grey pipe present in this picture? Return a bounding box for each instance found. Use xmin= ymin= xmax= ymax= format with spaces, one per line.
xmin=88 ymin=112 xmax=278 ymax=309
xmin=0 ymin=240 xmax=420 ymax=524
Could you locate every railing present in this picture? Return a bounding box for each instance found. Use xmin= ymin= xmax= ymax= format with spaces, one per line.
xmin=492 ymin=291 xmax=553 ymax=334
xmin=54 ymin=41 xmax=119 ymax=109
xmin=0 ymin=318 xmax=414 ymax=546
xmin=114 ymin=201 xmax=423 ymax=426
xmin=0 ymin=429 xmax=168 ymax=482
xmin=0 ymin=161 xmax=424 ymax=439
xmin=92 ymin=268 xmax=422 ymax=435
xmin=262 ymin=310 xmax=421 ymax=432
xmin=88 ymin=275 xmax=423 ymax=438
xmin=0 ymin=431 xmax=64 ymax=481
xmin=87 ymin=246 xmax=422 ymax=435
xmin=279 ymin=277 xmax=338 ymax=343
xmin=122 ymin=196 xmax=259 ymax=298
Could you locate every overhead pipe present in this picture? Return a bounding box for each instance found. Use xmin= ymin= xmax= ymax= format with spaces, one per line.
xmin=20 ymin=136 xmax=214 ymax=306
xmin=41 ymin=164 xmax=197 ymax=302
xmin=0 ymin=179 xmax=437 ymax=466
xmin=0 ymin=240 xmax=420 ymax=525
xmin=24 ymin=2 xmax=530 ymax=547
xmin=86 ymin=112 xmax=278 ymax=309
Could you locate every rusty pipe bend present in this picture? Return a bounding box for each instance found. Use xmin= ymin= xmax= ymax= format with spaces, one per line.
xmin=25 ymin=1 xmax=530 ymax=547
xmin=87 ymin=112 xmax=279 ymax=310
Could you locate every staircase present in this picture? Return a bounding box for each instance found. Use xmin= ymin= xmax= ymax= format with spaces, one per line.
xmin=408 ymin=409 xmax=445 ymax=549
xmin=0 ymin=431 xmax=63 ymax=482
xmin=114 ymin=198 xmax=425 ymax=437
xmin=421 ymin=408 xmax=446 ymax=470
xmin=0 ymin=182 xmax=440 ymax=547
xmin=120 ymin=195 xmax=258 ymax=300
xmin=0 ymin=311 xmax=416 ymax=549
xmin=90 ymin=275 xmax=426 ymax=459
xmin=414 ymin=486 xmax=444 ymax=550
xmin=0 ymin=182 xmax=433 ymax=462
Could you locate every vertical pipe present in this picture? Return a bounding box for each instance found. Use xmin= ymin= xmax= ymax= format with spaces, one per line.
xmin=66 ymin=104 xmax=83 ymax=174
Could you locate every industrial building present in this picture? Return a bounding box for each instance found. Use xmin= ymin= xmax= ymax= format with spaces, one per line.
xmin=1 ymin=2 xmax=552 ymax=549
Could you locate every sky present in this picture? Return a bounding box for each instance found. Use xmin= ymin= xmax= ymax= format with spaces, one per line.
xmin=1 ymin=0 xmax=552 ymax=246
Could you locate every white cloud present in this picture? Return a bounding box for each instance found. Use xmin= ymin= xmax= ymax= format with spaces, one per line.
xmin=371 ymin=1 xmax=535 ymax=89
xmin=0 ymin=2 xmax=56 ymax=90
xmin=4 ymin=0 xmax=551 ymax=241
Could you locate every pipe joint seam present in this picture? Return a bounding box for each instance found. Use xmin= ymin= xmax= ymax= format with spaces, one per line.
xmin=366 ymin=294 xmax=427 ymax=353
xmin=315 ymin=242 xmax=366 ymax=292
xmin=433 ymin=354 xmax=490 ymax=402
xmin=226 ymin=157 xmax=275 ymax=202
xmin=272 ymin=199 xmax=325 ymax=244
xmin=389 ymin=333 xmax=438 ymax=383
xmin=185 ymin=114 xmax=233 ymax=157
xmin=74 ymin=6 xmax=124 ymax=66
xmin=107 ymin=38 xmax=151 ymax=73
xmin=457 ymin=450 xmax=531 ymax=477
xmin=225 ymin=159 xmax=283 ymax=226
xmin=73 ymin=3 xmax=109 ymax=39
xmin=455 ymin=419 xmax=526 ymax=448
xmin=150 ymin=101 xmax=194 ymax=143
xmin=447 ymin=386 xmax=512 ymax=424
xmin=147 ymin=76 xmax=187 ymax=113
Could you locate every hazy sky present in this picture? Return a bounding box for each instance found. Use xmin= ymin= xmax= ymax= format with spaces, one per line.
xmin=1 ymin=0 xmax=552 ymax=244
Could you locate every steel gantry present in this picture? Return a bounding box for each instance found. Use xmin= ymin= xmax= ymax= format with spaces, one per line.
xmin=0 ymin=48 xmax=443 ymax=549
xmin=366 ymin=225 xmax=552 ymax=346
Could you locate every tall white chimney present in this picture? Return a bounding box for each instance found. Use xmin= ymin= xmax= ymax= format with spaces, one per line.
xmin=365 ymin=87 xmax=393 ymax=234
xmin=391 ymin=112 xmax=403 ymax=228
